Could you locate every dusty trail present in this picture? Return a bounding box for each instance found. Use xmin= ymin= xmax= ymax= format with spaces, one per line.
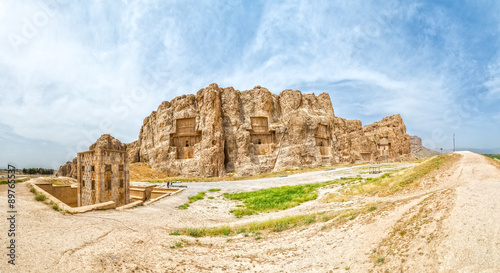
xmin=436 ymin=152 xmax=500 ymax=272
xmin=1 ymin=152 xmax=499 ymax=272
xmin=375 ymin=151 xmax=500 ymax=272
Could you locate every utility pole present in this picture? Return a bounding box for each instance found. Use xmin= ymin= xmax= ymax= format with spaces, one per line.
xmin=453 ymin=134 xmax=455 ymax=152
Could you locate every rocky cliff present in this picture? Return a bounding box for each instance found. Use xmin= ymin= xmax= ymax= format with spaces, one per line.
xmin=57 ymin=134 xmax=126 ymax=178
xmin=56 ymin=157 xmax=77 ymax=178
xmin=128 ymin=83 xmax=411 ymax=177
xmin=410 ymin=135 xmax=440 ymax=159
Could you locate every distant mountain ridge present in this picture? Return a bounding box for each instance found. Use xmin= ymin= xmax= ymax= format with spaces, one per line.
xmin=437 ymin=148 xmax=500 ymax=154
xmin=455 ymin=148 xmax=500 ymax=155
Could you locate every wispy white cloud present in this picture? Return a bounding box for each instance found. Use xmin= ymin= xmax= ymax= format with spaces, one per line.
xmin=484 ymin=61 xmax=500 ymax=99
xmin=1 ymin=0 xmax=500 ymax=168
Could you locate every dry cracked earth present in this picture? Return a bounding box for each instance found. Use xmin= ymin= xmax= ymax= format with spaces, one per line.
xmin=0 ymin=151 xmax=499 ymax=272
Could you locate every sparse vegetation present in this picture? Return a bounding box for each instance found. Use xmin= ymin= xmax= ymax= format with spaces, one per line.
xmin=29 ymin=185 xmax=66 ymax=212
xmin=189 ymin=192 xmax=206 ymax=202
xmin=170 ymin=241 xmax=182 ymax=249
xmin=35 ymin=194 xmax=47 ymax=201
xmin=176 ymin=192 xmax=206 ymax=210
xmin=170 ymin=203 xmax=382 ymax=237
xmin=373 ymin=190 xmax=453 ymax=266
xmin=484 ymin=154 xmax=500 ymax=160
xmin=208 ymin=188 xmax=221 ymax=192
xmin=483 ymin=154 xmax=500 ymax=169
xmin=0 ymin=178 xmax=30 ymax=184
xmin=169 ymin=239 xmax=190 ymax=249
xmin=322 ymin=154 xmax=460 ymax=202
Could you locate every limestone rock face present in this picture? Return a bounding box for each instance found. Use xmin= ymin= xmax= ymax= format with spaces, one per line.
xmin=363 ymin=115 xmax=412 ymax=161
xmin=56 ymin=157 xmax=77 ymax=178
xmin=129 ymin=83 xmax=412 ymax=177
xmin=89 ymin=134 xmax=127 ymax=151
xmin=410 ymin=135 xmax=440 ymax=159
xmin=127 ymin=140 xmax=141 ymax=163
xmin=57 ymin=134 xmax=127 ymax=178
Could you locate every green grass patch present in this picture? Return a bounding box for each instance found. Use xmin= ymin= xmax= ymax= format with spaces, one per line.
xmin=224 ymin=179 xmax=352 ymax=217
xmin=0 ymin=178 xmax=29 ymax=184
xmin=208 ymin=188 xmax=221 ymax=192
xmin=176 ymin=192 xmax=206 ymax=210
xmin=189 ymin=192 xmax=205 ymax=202
xmin=30 ymin=186 xmax=47 ymax=202
xmin=484 ymin=154 xmax=500 ymax=160
xmin=35 ymin=194 xmax=46 ymax=201
xmin=29 ymin=185 xmax=67 ymax=213
xmin=169 ymin=204 xmax=379 ymax=237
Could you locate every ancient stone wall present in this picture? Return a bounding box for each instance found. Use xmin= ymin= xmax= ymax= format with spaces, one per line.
xmin=77 ymin=148 xmax=129 ymax=207
xmin=58 ymin=134 xmax=127 ymax=180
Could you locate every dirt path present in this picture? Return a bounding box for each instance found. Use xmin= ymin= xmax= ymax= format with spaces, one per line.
xmin=436 ymin=152 xmax=500 ymax=272
xmin=1 ymin=152 xmax=499 ymax=272
xmin=374 ymin=151 xmax=500 ymax=272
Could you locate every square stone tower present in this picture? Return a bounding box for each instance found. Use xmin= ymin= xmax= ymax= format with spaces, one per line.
xmin=77 ymin=148 xmax=129 ymax=207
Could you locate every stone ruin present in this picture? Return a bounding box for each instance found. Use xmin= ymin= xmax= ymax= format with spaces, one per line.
xmin=125 ymin=83 xmax=412 ymax=177
xmin=50 ymin=134 xmax=181 ymax=212
xmin=77 ymin=148 xmax=129 ymax=207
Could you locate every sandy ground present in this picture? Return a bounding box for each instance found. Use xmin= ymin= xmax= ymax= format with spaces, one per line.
xmin=0 ymin=152 xmax=499 ymax=272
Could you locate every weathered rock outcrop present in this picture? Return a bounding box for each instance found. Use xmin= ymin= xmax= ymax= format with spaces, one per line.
xmin=56 ymin=157 xmax=77 ymax=178
xmin=89 ymin=134 xmax=127 ymax=151
xmin=410 ymin=135 xmax=440 ymax=159
xmin=57 ymin=134 xmax=126 ymax=178
xmin=128 ymin=83 xmax=412 ymax=177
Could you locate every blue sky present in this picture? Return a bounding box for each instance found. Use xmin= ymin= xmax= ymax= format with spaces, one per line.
xmin=1 ymin=0 xmax=499 ymax=168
